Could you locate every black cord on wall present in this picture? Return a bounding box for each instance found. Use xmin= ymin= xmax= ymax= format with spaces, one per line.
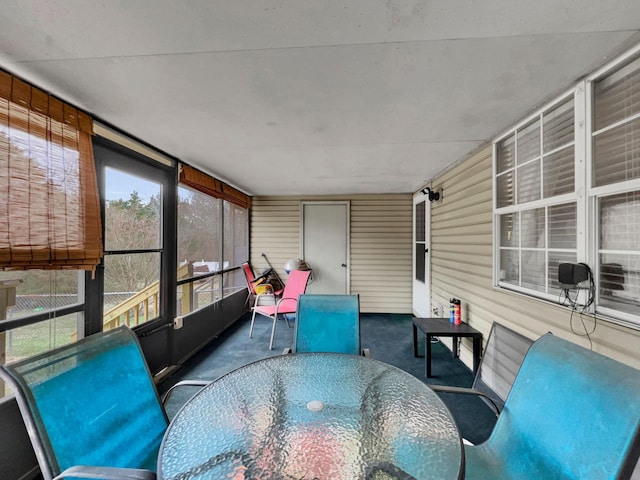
xmin=559 ymin=263 xmax=597 ymax=350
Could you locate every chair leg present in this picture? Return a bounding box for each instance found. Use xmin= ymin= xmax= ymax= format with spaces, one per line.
xmin=249 ymin=308 xmax=258 ymax=338
xmin=284 ymin=314 xmax=295 ymax=328
xmin=269 ymin=315 xmax=277 ymax=350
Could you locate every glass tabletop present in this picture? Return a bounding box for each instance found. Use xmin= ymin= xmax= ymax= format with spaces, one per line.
xmin=158 ymin=353 xmax=463 ymax=480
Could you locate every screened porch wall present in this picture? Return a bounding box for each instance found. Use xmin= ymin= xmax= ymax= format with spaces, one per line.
xmin=250 ymin=194 xmax=413 ymax=314
xmin=430 ymin=145 xmax=640 ymax=371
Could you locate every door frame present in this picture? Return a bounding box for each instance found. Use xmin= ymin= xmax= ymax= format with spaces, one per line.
xmin=300 ymin=201 xmax=351 ymax=294
xmin=412 ymin=192 xmax=431 ymax=317
xmin=93 ymin=137 xmax=177 ymax=374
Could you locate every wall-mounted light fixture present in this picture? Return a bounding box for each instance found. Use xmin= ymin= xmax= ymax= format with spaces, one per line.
xmin=421 ymin=186 xmax=442 ymax=202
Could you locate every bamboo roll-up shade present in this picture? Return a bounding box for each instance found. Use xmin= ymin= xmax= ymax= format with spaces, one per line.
xmin=179 ymin=163 xmax=251 ymax=209
xmin=0 ymin=70 xmax=102 ymax=272
xmin=221 ymin=183 xmax=251 ymax=209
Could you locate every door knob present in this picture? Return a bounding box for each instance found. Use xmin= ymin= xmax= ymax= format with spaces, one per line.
xmin=341 ymin=263 xmax=347 ymax=268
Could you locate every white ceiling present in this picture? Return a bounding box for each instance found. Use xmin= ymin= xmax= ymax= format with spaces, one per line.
xmin=1 ymin=1 xmax=639 ymax=196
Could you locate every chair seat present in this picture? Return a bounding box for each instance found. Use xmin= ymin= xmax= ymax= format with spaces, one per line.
xmin=464 ymin=442 xmax=561 ymax=479
xmin=249 ymin=269 xmax=312 ymax=350
xmin=253 ymin=298 xmax=298 ymax=316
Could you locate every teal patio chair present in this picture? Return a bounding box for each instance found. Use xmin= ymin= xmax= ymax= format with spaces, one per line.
xmin=465 ymin=333 xmax=640 ymax=479
xmin=0 ymin=326 xmax=207 ymax=480
xmin=285 ymin=294 xmax=370 ymax=356
xmin=430 ymin=322 xmax=533 ymax=416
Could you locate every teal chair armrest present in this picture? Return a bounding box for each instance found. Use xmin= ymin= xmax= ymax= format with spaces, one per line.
xmin=54 ymin=465 xmax=156 ymax=480
xmin=161 ymin=380 xmax=210 ymax=405
xmin=429 ymin=385 xmax=500 ymax=417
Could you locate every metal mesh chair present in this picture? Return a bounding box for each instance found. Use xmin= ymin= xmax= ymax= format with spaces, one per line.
xmin=241 ymin=261 xmax=282 ymax=306
xmin=249 ymin=269 xmax=311 ymax=350
xmin=465 ymin=333 xmax=640 ymax=479
xmin=430 ymin=322 xmax=533 ymax=415
xmin=0 ymin=326 xmax=207 ymax=480
xmin=285 ymin=294 xmax=370 ymax=356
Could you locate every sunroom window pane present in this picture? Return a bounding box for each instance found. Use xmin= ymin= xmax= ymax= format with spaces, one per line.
xmin=599 ymin=193 xmax=640 ymax=316
xmin=521 ymin=250 xmax=545 ymax=290
xmin=599 ymin=192 xmax=640 ymax=251
xmin=178 ymin=186 xmax=221 ymax=269
xmin=103 ymin=252 xmax=160 ymax=329
xmin=599 ymin=253 xmax=640 ymax=315
xmin=496 ymin=171 xmax=515 ymax=208
xmin=543 ymin=146 xmax=574 ymax=198
xmin=499 ymin=249 xmax=519 ymax=284
xmin=499 ymin=212 xmax=519 ymax=247
xmin=593 ymin=117 xmax=640 ymax=187
xmin=517 ymin=119 xmax=540 ymax=164
xmin=224 ymin=194 xmax=249 ymax=294
xmin=224 ymin=270 xmax=245 ymax=299
xmin=496 ymin=134 xmax=515 ymax=173
xmin=2 ymin=313 xmax=79 ymax=364
xmin=543 ymin=98 xmax=574 ymax=152
xmin=517 ymin=160 xmax=541 ymax=204
xmin=0 ymin=270 xmax=79 ymax=319
xmin=521 ymin=208 xmax=545 ymax=248
xmin=549 ymin=203 xmax=577 ymax=249
xmin=105 ymin=168 xmax=161 ymax=251
xmin=177 ymin=276 xmax=223 ymax=316
xmin=594 ymin=56 xmax=640 ymax=132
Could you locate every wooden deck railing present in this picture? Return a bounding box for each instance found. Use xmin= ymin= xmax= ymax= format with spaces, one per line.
xmin=102 ymin=263 xmax=194 ymax=330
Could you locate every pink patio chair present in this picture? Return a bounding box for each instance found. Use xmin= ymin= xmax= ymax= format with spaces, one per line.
xmin=249 ymin=269 xmax=312 ymax=350
xmin=241 ymin=262 xmax=283 ymax=306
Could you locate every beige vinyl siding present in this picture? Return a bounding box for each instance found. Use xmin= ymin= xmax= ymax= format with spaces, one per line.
xmin=430 ymin=145 xmax=640 ymax=370
xmin=351 ymin=196 xmax=412 ymax=313
xmin=251 ymin=195 xmax=412 ymax=313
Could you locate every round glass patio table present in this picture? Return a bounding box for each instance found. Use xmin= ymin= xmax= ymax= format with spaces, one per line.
xmin=158 ymin=353 xmax=464 ymax=480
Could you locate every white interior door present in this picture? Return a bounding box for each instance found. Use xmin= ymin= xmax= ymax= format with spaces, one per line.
xmin=413 ymin=194 xmax=431 ymax=317
xmin=301 ymin=202 xmax=349 ymax=294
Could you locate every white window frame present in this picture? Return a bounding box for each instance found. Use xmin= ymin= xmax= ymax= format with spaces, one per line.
xmin=493 ymin=42 xmax=640 ymax=328
xmin=585 ymin=43 xmax=640 ymax=327
xmin=493 ymin=88 xmax=582 ymax=303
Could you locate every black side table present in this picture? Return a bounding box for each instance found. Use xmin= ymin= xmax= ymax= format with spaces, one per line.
xmin=412 ymin=317 xmax=483 ymax=378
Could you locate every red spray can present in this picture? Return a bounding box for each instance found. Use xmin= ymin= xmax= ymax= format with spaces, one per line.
xmin=454 ymin=299 xmax=461 ymax=325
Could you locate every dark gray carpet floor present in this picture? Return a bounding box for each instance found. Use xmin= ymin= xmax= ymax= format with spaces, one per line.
xmin=159 ymin=312 xmax=497 ymax=445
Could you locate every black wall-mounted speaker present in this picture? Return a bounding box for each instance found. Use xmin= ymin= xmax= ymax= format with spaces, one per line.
xmin=558 ymin=263 xmax=589 ymax=286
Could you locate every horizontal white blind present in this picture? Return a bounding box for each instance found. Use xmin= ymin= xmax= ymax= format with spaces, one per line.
xmin=593 ymin=55 xmax=640 ymax=187
xmin=543 ymin=146 xmax=574 ymax=197
xmin=598 ymin=192 xmax=640 ymax=315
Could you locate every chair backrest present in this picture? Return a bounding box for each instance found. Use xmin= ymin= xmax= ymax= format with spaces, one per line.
xmin=277 ymin=269 xmax=312 ymax=312
xmin=469 ymin=333 xmax=640 ymax=479
xmin=472 ymin=322 xmax=533 ymax=412
xmin=241 ymin=262 xmax=258 ymax=294
xmin=293 ymin=294 xmax=361 ymax=354
xmin=0 ymin=326 xmax=168 ymax=480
